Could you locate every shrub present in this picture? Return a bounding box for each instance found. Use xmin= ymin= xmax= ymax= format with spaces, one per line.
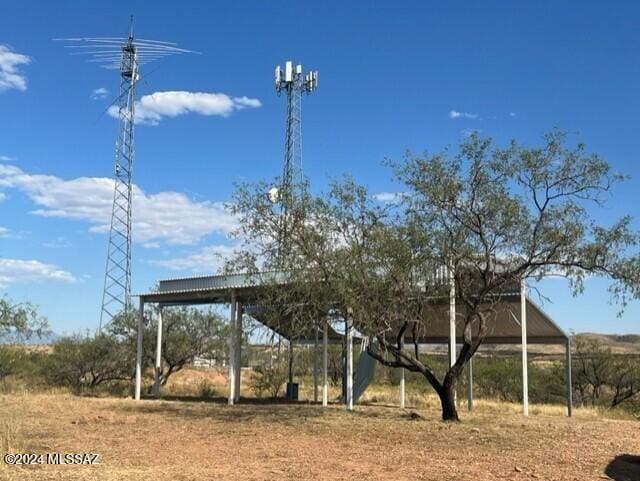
xmin=43 ymin=333 xmax=134 ymax=393
xmin=198 ymin=381 xmax=216 ymax=399
xmin=474 ymin=356 xmax=522 ymax=402
xmin=0 ymin=346 xmax=26 ymax=382
xmin=249 ymin=364 xmax=287 ymax=398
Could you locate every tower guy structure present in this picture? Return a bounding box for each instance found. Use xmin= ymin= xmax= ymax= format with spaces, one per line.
xmin=57 ymin=20 xmax=194 ymax=328
xmin=273 ymin=61 xmax=318 ymax=258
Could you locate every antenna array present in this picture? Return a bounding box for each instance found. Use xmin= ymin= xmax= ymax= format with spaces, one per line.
xmin=273 ymin=60 xmax=318 ymax=259
xmin=56 ymin=21 xmax=194 ymax=329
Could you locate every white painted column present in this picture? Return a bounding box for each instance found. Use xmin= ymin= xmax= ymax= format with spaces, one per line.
xmin=566 ymin=337 xmax=573 ymax=417
xmin=346 ymin=317 xmax=354 ymax=411
xmin=449 ymin=267 xmax=457 ymax=405
xmin=399 ymin=368 xmax=406 ymax=409
xmin=135 ymin=298 xmax=145 ymax=401
xmin=467 ymin=356 xmax=473 ymax=411
xmin=313 ymin=325 xmax=319 ymax=403
xmin=228 ymin=291 xmax=237 ymax=405
xmin=152 ymin=306 xmax=163 ymax=397
xmin=399 ymin=332 xmax=405 ymax=409
xmin=234 ymin=300 xmax=242 ymax=403
xmin=322 ymin=320 xmax=328 ymax=407
xmin=521 ymin=278 xmax=529 ymax=416
xmin=449 ymin=268 xmax=456 ymax=369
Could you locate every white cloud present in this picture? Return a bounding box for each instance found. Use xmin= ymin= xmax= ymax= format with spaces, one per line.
xmin=0 ymin=258 xmax=76 ymax=287
xmin=149 ymin=244 xmax=239 ymax=272
xmin=42 ymin=237 xmax=71 ymax=248
xmin=0 ymin=155 xmax=15 ymax=161
xmin=0 ymin=226 xmax=26 ymax=239
xmin=509 ymin=112 xmax=517 ymax=117
xmin=373 ymin=192 xmax=404 ymax=203
xmin=91 ymin=87 xmax=108 ymax=100
xmin=0 ymin=45 xmax=31 ymax=92
xmin=449 ymin=110 xmax=480 ymax=120
xmin=0 ymin=163 xmax=237 ymax=246
xmin=0 ymin=192 xmax=6 ymax=202
xmin=107 ymin=91 xmax=262 ymax=125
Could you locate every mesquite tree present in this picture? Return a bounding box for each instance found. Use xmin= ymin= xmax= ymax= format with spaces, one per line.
xmin=107 ymin=306 xmax=229 ymax=389
xmin=0 ymin=297 xmax=49 ymax=380
xmin=375 ymin=131 xmax=639 ymax=420
xmin=230 ymin=131 xmax=639 ymax=421
xmin=0 ymin=296 xmax=48 ymax=341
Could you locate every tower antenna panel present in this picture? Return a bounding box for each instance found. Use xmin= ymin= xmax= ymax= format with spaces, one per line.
xmin=273 ymin=59 xmax=318 ymax=262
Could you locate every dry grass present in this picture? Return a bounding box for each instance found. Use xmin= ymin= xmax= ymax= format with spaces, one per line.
xmin=1 ymin=370 xmax=639 ymax=481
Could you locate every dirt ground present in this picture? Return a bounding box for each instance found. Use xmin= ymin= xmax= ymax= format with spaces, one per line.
xmin=1 ymin=389 xmax=639 ymax=481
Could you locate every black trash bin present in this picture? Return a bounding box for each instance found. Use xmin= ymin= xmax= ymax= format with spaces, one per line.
xmin=285 ymin=382 xmax=299 ymax=401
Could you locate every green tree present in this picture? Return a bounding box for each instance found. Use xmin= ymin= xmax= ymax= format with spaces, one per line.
xmin=608 ymin=355 xmax=640 ymax=408
xmin=572 ymin=336 xmax=640 ymax=408
xmin=572 ymin=336 xmax=613 ymax=406
xmin=147 ymin=307 xmax=229 ymax=389
xmin=0 ymin=346 xmax=26 ymax=382
xmin=0 ymin=297 xmax=49 ymax=381
xmin=0 ymin=297 xmax=48 ymax=341
xmin=230 ymin=131 xmax=640 ymax=421
xmin=44 ymin=333 xmax=134 ymax=392
xmin=107 ymin=306 xmax=230 ymax=393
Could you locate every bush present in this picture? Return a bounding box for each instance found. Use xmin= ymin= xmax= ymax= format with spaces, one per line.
xmin=0 ymin=346 xmax=26 ymax=382
xmin=529 ymin=361 xmax=565 ymax=404
xmin=198 ymin=381 xmax=216 ymax=399
xmin=43 ymin=334 xmax=134 ymax=393
xmin=474 ymin=356 xmax=522 ymax=402
xmin=249 ymin=364 xmax=287 ymax=398
xmin=471 ymin=355 xmax=566 ymax=405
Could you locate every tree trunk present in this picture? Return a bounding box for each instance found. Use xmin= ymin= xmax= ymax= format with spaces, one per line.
xmin=438 ymin=379 xmax=459 ymax=422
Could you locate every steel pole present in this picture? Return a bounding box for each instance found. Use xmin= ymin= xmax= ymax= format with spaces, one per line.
xmin=566 ymin=338 xmax=573 ymax=417
xmin=152 ymin=306 xmax=163 ymax=397
xmin=322 ymin=320 xmax=328 ymax=407
xmin=134 ymin=298 xmax=144 ymax=401
xmin=228 ymin=291 xmax=237 ymax=405
xmin=521 ymin=279 xmax=529 ymax=416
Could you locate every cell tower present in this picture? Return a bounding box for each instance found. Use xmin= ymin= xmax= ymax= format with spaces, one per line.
xmin=273 ymin=61 xmax=318 ymax=258
xmin=56 ymin=19 xmax=194 ymax=328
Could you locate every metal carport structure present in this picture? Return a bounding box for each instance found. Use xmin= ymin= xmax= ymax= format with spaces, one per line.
xmin=134 ymin=271 xmax=573 ymax=416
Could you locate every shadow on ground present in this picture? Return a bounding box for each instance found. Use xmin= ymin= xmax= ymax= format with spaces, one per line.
xmin=605 ymin=455 xmax=640 ymax=481
xmin=114 ymin=395 xmax=411 ymax=424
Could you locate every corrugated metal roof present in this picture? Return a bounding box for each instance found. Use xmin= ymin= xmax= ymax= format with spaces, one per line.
xmin=399 ymin=298 xmax=567 ymax=343
xmin=134 ymin=270 xmax=288 ymax=297
xmin=134 ymin=272 xmax=567 ymax=344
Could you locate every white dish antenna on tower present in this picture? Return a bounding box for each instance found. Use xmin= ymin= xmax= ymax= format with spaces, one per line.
xmin=268 ymin=186 xmax=280 ymax=203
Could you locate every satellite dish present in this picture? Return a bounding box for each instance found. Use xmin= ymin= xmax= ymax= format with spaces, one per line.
xmin=268 ymin=187 xmax=280 ymax=203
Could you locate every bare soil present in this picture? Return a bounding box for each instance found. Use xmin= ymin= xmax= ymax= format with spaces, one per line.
xmin=1 ymin=389 xmax=639 ymax=481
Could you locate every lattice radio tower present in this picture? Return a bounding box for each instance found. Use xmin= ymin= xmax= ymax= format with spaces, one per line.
xmin=272 ymin=61 xmax=318 ymax=259
xmin=56 ymin=18 xmax=194 ymax=328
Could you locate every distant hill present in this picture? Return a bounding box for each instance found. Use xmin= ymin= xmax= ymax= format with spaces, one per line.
xmin=577 ymin=333 xmax=640 ymax=353
xmin=478 ymin=332 xmax=640 ymax=356
xmin=422 ymin=332 xmax=640 ymax=356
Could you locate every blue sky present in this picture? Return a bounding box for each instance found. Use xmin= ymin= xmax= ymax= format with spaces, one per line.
xmin=1 ymin=1 xmax=638 ymax=335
